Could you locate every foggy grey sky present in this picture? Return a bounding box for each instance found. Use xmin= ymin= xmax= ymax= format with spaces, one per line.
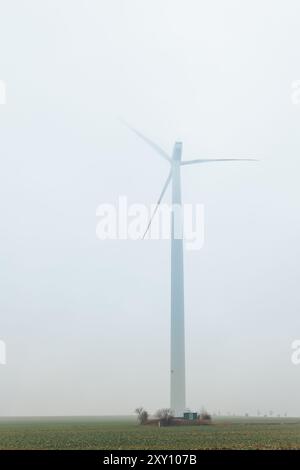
xmin=1 ymin=0 xmax=300 ymax=416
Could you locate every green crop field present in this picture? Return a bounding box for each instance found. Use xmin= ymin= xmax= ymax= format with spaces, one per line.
xmin=1 ymin=416 xmax=300 ymax=450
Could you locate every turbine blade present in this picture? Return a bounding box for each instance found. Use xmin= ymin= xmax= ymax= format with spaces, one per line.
xmin=143 ymin=171 xmax=172 ymax=239
xmin=181 ymin=158 xmax=258 ymax=166
xmin=120 ymin=119 xmax=172 ymax=163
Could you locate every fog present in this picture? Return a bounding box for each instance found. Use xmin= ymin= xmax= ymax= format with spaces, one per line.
xmin=0 ymin=0 xmax=300 ymax=416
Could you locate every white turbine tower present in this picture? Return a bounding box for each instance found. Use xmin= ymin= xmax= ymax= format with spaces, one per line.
xmin=124 ymin=122 xmax=257 ymax=417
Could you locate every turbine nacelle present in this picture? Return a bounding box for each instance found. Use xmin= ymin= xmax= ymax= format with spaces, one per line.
xmin=172 ymin=142 xmax=183 ymax=162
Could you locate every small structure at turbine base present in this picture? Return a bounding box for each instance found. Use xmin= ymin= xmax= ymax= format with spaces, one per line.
xmin=183 ymin=411 xmax=198 ymax=421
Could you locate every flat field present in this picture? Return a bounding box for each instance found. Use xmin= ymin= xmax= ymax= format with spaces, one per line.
xmin=1 ymin=416 xmax=300 ymax=450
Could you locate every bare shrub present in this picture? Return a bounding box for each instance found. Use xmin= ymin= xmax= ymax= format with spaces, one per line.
xmin=134 ymin=407 xmax=149 ymax=425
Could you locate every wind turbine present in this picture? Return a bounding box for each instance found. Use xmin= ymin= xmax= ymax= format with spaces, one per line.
xmin=124 ymin=122 xmax=257 ymax=417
